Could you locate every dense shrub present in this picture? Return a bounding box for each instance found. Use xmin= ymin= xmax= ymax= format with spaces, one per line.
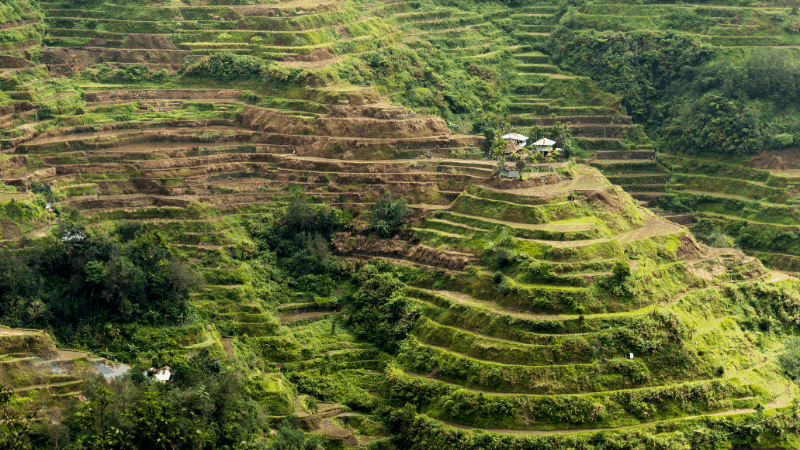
xmin=335 ymin=45 xmax=510 ymax=128
xmin=780 ymin=337 xmax=800 ymax=379
xmin=0 ymin=221 xmax=200 ymax=346
xmin=691 ymin=218 xmax=734 ymax=248
xmin=371 ymin=192 xmax=411 ymax=237
xmin=188 ymin=52 xmax=264 ymax=82
xmin=663 ymin=93 xmax=763 ymax=156
xmin=548 ymin=28 xmax=714 ymax=124
xmin=250 ymin=195 xmax=346 ymax=275
xmin=343 ymin=265 xmax=418 ymax=353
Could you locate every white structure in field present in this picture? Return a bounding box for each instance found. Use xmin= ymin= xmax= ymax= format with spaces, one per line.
xmin=502 ymin=133 xmax=528 ymax=148
xmin=532 ymin=138 xmax=556 ymax=153
xmin=147 ymin=366 xmax=172 ymax=383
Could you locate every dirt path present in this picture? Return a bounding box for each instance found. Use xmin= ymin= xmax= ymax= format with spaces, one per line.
xmin=28 ymin=126 xmax=243 ymax=145
xmin=0 ymin=327 xmax=41 ymax=336
xmin=437 ymin=404 xmax=771 ymax=436
xmin=417 ymin=288 xmax=663 ymax=322
xmin=409 ymin=203 xmax=452 ymax=210
xmin=344 ymin=254 xmax=462 ymax=273
xmin=416 ymin=289 xmax=566 ymax=321
xmin=421 ymin=318 xmax=583 ymax=344
xmin=221 ymin=338 xmax=234 ymax=359
xmin=278 ymin=55 xmax=347 ymax=70
xmin=280 ymin=311 xmax=332 ymax=324
xmin=443 ymin=211 xmax=595 ymax=232
xmin=401 ymin=370 xmax=724 ymax=399
xmin=413 ymin=335 xmax=587 ymax=368
xmin=530 ymin=237 xmax=609 ymax=248
xmin=612 ymin=216 xmax=683 ymax=243
xmin=676 ymin=189 xmax=774 ymax=204
xmin=51 ymin=350 xmax=89 ymax=361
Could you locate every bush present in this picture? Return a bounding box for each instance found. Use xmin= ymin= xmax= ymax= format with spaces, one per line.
xmin=598 ymin=261 xmax=634 ymax=298
xmin=371 ymin=192 xmax=411 ymax=237
xmin=30 ymin=181 xmax=52 ymax=198
xmin=495 ymin=278 xmax=511 ymax=296
xmin=769 ymin=133 xmax=794 ymax=149
xmin=692 ymin=219 xmax=734 ymax=248
xmin=493 ymin=271 xmax=504 ymax=284
xmin=780 ymin=337 xmax=800 ymax=379
xmin=549 ymin=28 xmax=713 ymax=125
xmin=189 ymin=52 xmax=264 ymax=82
xmin=251 ymin=194 xmax=346 ymax=257
xmin=0 ymin=225 xmax=201 ymax=346
xmin=663 ymin=93 xmax=763 ymax=156
xmin=343 ymin=265 xmax=418 ymax=353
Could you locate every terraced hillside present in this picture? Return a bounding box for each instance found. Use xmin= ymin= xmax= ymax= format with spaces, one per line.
xmin=38 ymin=0 xmax=399 ymax=74
xmin=2 ymin=0 xmax=800 ymax=448
xmin=0 ymin=325 xmax=124 ymax=407
xmin=346 ymin=165 xmax=800 ymax=445
xmin=508 ymin=1 xmax=800 ymax=276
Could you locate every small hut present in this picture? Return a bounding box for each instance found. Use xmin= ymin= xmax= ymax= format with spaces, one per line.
xmin=503 ymin=140 xmax=521 ymax=157
xmin=532 ymin=138 xmax=556 ymax=153
xmin=502 ymin=133 xmax=529 ymax=148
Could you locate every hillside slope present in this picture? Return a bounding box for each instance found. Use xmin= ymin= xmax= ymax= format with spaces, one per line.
xmin=1 ymin=0 xmax=800 ymax=449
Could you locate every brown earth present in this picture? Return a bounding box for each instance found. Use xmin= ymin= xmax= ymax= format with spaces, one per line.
xmin=534 ymin=115 xmax=633 ymax=126
xmin=584 ymin=188 xmax=624 ymax=214
xmin=0 ymin=155 xmax=28 ymax=177
xmin=613 ymin=216 xmax=683 ymax=243
xmin=480 ymin=173 xmax=559 ymax=190
xmin=284 ymin=47 xmax=335 ymax=62
xmin=0 ymin=39 xmax=39 ymax=52
xmin=41 ymin=48 xmax=187 ymax=73
xmin=0 ymin=18 xmax=38 ymax=31
xmin=238 ymin=105 xmax=452 ymax=139
xmin=408 ymin=244 xmax=473 ymax=270
xmin=332 ymin=232 xmax=410 ymax=257
xmin=593 ymin=150 xmax=655 ymax=160
xmin=749 ymin=148 xmax=800 ymax=170
xmin=231 ymin=1 xmax=337 ymax=17
xmin=0 ymin=55 xmax=35 ymax=69
xmin=125 ymin=34 xmax=174 ymax=50
xmin=84 ymin=89 xmax=242 ymax=103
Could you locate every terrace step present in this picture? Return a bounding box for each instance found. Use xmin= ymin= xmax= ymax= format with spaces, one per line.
xmin=660 ymin=213 xmax=698 ymax=226
xmin=594 ymin=150 xmax=655 ymax=160
xmin=516 ymin=64 xmax=560 ymax=74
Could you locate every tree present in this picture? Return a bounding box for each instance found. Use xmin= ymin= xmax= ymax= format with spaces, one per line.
xmin=75 ymin=386 xmax=133 ymax=450
xmin=780 ymin=337 xmax=800 ymax=379
xmin=0 ymin=385 xmax=35 ymax=450
xmin=132 ymin=391 xmax=184 ymax=450
xmin=268 ymin=417 xmax=323 ymax=450
xmin=344 ymin=266 xmax=418 ymax=353
xmin=529 ymin=124 xmax=542 ymax=141
xmin=370 ymin=192 xmax=411 ymax=237
xmin=492 ymin=138 xmax=507 ymax=159
xmin=481 ymin=128 xmax=497 ymax=155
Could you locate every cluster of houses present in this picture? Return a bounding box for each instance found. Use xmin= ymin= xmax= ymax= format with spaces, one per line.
xmin=501 ymin=133 xmax=563 ymax=158
xmin=498 ymin=133 xmax=563 ymax=179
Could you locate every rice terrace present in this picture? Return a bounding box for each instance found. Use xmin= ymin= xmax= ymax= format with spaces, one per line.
xmin=4 ymin=0 xmax=800 ymax=448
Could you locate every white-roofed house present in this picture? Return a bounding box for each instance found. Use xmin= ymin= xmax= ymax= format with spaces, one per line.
xmin=532 ymin=138 xmax=556 ymax=153
xmin=502 ymin=133 xmax=528 ymax=148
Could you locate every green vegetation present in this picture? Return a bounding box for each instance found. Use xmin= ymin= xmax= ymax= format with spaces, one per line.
xmin=370 ymin=192 xmax=411 ymax=237
xmin=0 ymin=220 xmax=200 ymax=354
xmin=4 ymin=0 xmax=800 ymax=448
